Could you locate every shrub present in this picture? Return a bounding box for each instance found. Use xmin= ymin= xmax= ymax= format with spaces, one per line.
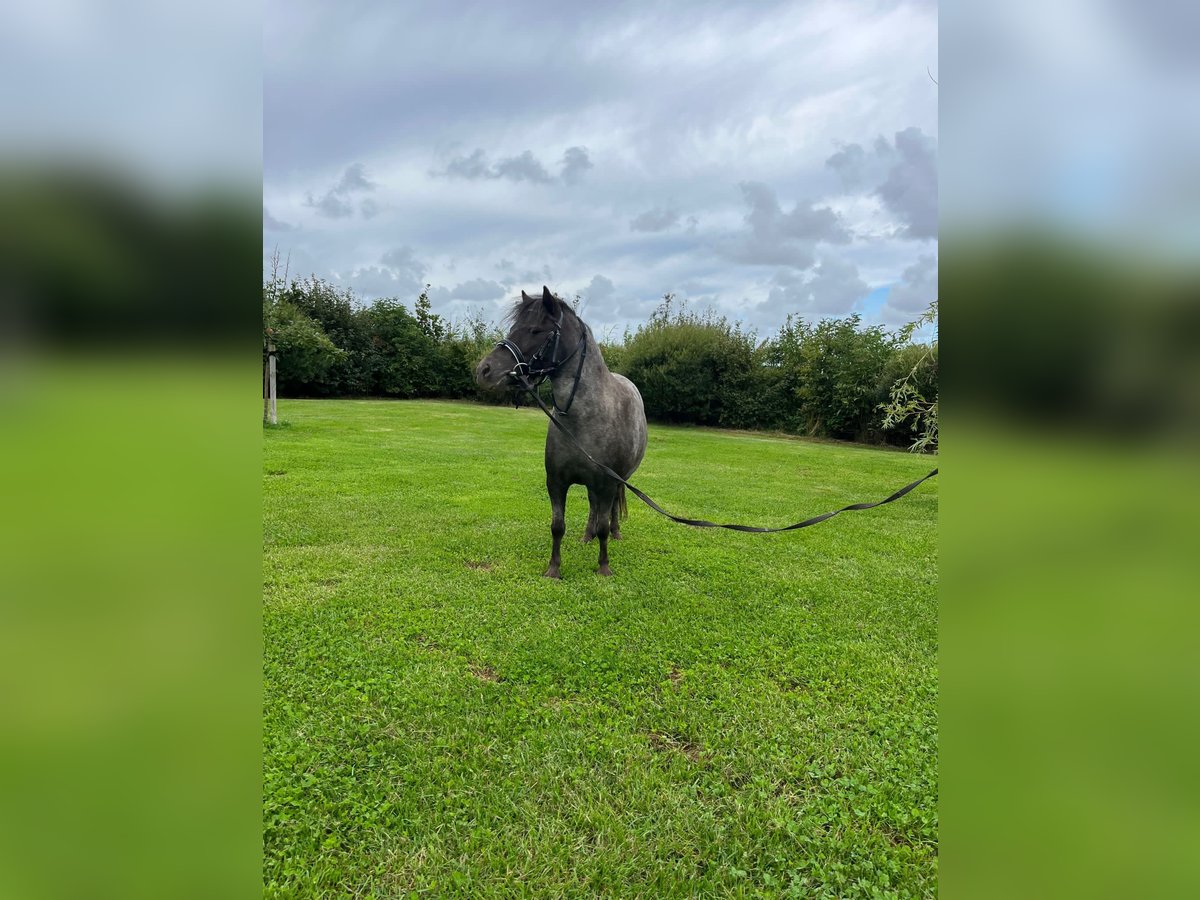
xmin=264 ymin=298 xmax=344 ymax=391
xmin=621 ymin=297 xmax=758 ymax=426
xmin=766 ymin=314 xmax=899 ymax=441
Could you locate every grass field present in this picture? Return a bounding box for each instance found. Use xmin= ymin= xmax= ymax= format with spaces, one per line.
xmin=263 ymin=399 xmax=938 ymax=898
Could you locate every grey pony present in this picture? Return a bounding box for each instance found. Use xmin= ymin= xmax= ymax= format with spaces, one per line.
xmin=475 ymin=286 xmax=648 ymax=578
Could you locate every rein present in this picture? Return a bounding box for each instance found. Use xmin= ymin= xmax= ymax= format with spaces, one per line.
xmin=511 ymin=373 xmax=938 ymax=533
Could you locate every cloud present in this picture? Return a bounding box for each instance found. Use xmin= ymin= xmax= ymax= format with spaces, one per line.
xmin=825 ymin=142 xmax=869 ymax=188
xmin=263 ymin=207 xmax=293 ymax=231
xmin=439 ymin=148 xmax=551 ymax=183
xmin=346 ymin=246 xmax=428 ymax=299
xmin=583 ymin=274 xmax=616 ymax=303
xmin=826 ymin=136 xmax=894 ymax=189
xmin=826 ymin=128 xmax=938 ymax=239
xmin=437 ymin=146 xmax=591 ymax=185
xmin=559 ymin=146 xmax=593 ymax=183
xmin=877 ymin=127 xmax=938 ymax=239
xmin=335 ymin=162 xmax=376 ymax=193
xmin=492 ymin=150 xmax=554 ymax=183
xmin=305 ymin=192 xmax=354 ymax=218
xmin=720 ymin=181 xmax=851 ymax=268
xmin=518 ymin=265 xmax=554 ymax=285
xmin=881 ymin=253 xmax=937 ymax=322
xmin=265 ymin=2 xmax=937 ymax=335
xmin=760 ymin=255 xmax=870 ymax=317
xmin=428 ymin=278 xmax=508 ymax=304
xmin=630 ymin=206 xmax=681 ymax=232
xmin=444 ymin=149 xmax=490 ymax=179
xmin=381 ymin=246 xmax=428 ymax=282
xmin=304 ymin=162 xmax=378 ymax=219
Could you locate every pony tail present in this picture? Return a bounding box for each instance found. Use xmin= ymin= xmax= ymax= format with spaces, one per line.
xmin=618 ymin=483 xmax=628 ymax=520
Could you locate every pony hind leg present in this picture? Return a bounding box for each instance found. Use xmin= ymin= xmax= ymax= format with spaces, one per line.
xmin=586 ymin=485 xmax=616 ymax=576
xmin=586 ymin=485 xmax=626 ymax=542
xmin=609 ymin=484 xmax=626 ymax=540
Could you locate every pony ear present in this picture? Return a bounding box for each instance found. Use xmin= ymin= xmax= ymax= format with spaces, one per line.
xmin=521 ymin=290 xmax=532 ymax=302
xmin=541 ymin=286 xmax=557 ymax=314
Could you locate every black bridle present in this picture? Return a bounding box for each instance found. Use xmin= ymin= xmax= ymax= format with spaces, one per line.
xmin=495 ymin=307 xmax=588 ymax=414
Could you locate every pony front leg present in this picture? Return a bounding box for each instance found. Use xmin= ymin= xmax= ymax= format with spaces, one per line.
xmin=544 ymin=476 xmax=568 ymax=579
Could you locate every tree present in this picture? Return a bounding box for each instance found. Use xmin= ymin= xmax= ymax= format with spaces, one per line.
xmin=770 ymin=314 xmax=898 ymax=440
xmin=263 ymin=254 xmax=344 ymax=392
xmin=264 ymin=298 xmax=344 ymax=387
xmin=880 ymin=300 xmax=938 ymax=452
xmin=621 ymin=296 xmax=758 ymax=426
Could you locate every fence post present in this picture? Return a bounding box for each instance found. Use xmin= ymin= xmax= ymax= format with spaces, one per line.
xmin=264 ymin=333 xmax=277 ymax=425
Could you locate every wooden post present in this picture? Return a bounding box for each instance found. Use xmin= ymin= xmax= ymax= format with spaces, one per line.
xmin=264 ymin=333 xmax=277 ymax=425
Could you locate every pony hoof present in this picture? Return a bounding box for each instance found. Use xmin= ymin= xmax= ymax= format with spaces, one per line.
xmin=580 ymin=534 xmax=594 ymax=544
xmin=597 ymin=565 xmax=613 ymax=577
xmin=543 ymin=567 xmax=561 ymax=579
xmin=611 ymin=532 xmax=622 ymax=541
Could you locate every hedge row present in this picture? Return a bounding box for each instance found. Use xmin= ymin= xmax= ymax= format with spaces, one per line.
xmin=265 ymin=279 xmax=937 ymax=448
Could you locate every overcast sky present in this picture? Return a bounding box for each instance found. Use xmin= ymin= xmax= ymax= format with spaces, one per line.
xmin=264 ymin=0 xmax=938 ymax=338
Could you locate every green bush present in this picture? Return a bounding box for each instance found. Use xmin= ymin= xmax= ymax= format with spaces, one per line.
xmin=766 ymin=314 xmax=899 ymax=441
xmin=620 ymin=297 xmax=758 ymax=426
xmin=264 ymin=299 xmax=344 ymax=391
xmin=262 ymin=277 xmax=939 ymax=449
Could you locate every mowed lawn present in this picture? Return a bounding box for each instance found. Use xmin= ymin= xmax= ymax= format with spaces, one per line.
xmin=263 ymin=399 xmax=938 ymax=899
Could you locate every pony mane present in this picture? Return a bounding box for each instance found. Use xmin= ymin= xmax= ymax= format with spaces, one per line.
xmin=503 ymin=290 xmax=576 ymax=329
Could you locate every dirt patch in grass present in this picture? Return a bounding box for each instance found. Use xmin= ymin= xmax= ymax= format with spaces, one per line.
xmin=775 ymin=674 xmax=808 ymax=692
xmin=469 ymin=663 xmax=502 ymax=683
xmin=410 ymin=634 xmax=443 ymax=653
xmin=667 ymin=666 xmax=683 ymax=687
xmin=464 ymin=560 xmax=495 ymax=571
xmin=648 ymin=731 xmax=704 ymax=763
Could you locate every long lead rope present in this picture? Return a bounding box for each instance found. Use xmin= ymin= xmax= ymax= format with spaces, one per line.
xmin=516 ymin=376 xmax=938 ymax=533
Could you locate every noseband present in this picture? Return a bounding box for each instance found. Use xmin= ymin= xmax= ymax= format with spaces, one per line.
xmin=495 ymin=307 xmax=564 ymax=380
xmin=494 ymin=307 xmax=588 ymax=414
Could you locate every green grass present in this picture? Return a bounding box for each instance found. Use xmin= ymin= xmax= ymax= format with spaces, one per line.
xmin=263 ymin=399 xmax=938 ymax=898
